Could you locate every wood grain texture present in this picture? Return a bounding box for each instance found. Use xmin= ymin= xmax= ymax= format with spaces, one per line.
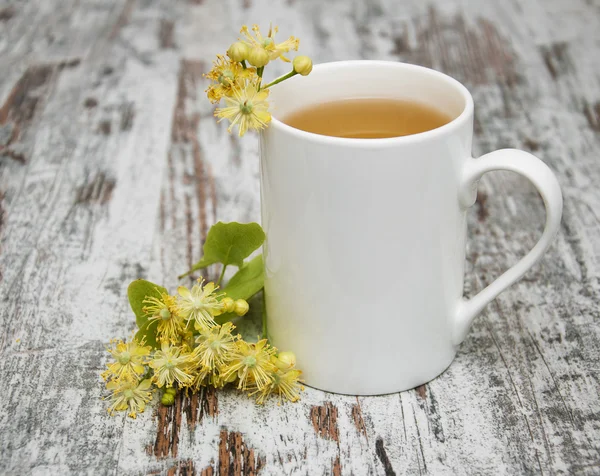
xmin=1 ymin=0 xmax=600 ymax=474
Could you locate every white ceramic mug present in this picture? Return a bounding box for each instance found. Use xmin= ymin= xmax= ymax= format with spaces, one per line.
xmin=259 ymin=61 xmax=563 ymax=395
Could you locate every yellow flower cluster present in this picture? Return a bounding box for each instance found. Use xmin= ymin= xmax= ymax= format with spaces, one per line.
xmin=102 ymin=279 xmax=303 ymax=417
xmin=102 ymin=338 xmax=153 ymax=418
xmin=205 ymin=24 xmax=313 ymax=137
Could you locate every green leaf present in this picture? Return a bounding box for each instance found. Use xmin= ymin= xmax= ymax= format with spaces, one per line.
xmin=179 ymin=222 xmax=265 ymax=278
xmin=222 ymin=254 xmax=264 ymax=301
xmin=127 ymin=279 xmax=168 ymax=328
xmin=135 ymin=319 xmax=159 ymax=349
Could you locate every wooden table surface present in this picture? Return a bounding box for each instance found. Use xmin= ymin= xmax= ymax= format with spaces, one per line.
xmin=1 ymin=0 xmax=600 ymax=474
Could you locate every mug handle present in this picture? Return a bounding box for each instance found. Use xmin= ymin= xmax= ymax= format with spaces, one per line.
xmin=453 ymin=149 xmax=563 ymax=345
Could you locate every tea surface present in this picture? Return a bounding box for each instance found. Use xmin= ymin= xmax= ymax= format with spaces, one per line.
xmin=281 ymin=98 xmax=453 ymax=138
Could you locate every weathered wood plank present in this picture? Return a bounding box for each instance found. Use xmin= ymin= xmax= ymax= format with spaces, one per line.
xmin=1 ymin=0 xmax=600 ymax=474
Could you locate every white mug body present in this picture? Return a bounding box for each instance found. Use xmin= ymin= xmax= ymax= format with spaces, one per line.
xmin=259 ymin=61 xmax=562 ymax=395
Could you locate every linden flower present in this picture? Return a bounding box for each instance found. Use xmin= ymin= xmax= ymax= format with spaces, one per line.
xmin=252 ymin=368 xmax=304 ymax=405
xmin=240 ymin=24 xmax=299 ymax=63
xmin=143 ymin=292 xmax=185 ymax=345
xmin=106 ymin=378 xmax=153 ymax=418
xmin=177 ymin=280 xmax=224 ymax=331
xmin=193 ymin=322 xmax=238 ymax=370
xmin=149 ymin=342 xmax=194 ymax=388
xmin=180 ymin=329 xmax=196 ymax=353
xmin=274 ymin=351 xmax=297 ymax=369
xmin=188 ymin=361 xmax=211 ymax=390
xmin=205 ymin=55 xmax=257 ymax=103
xmin=212 ymin=366 xmax=238 ymax=389
xmin=101 ymin=338 xmax=151 ymax=382
xmin=221 ymin=339 xmax=277 ymax=391
xmin=215 ymin=81 xmax=271 ymax=137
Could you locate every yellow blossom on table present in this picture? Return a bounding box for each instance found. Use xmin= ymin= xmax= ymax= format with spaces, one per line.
xmin=101 ymin=338 xmax=151 ymax=382
xmin=212 ymin=366 xmax=238 ymax=389
xmin=180 ymin=329 xmax=196 ymax=353
xmin=193 ymin=322 xmax=238 ymax=370
xmin=251 ymin=368 xmax=304 ymax=405
xmin=189 ymin=358 xmax=236 ymax=390
xmin=272 ymin=351 xmax=297 ymax=370
xmin=240 ymin=24 xmax=299 ymax=62
xmin=220 ymin=339 xmax=277 ymax=391
xmin=143 ymin=292 xmax=185 ymax=345
xmin=215 ymin=80 xmax=271 ymax=137
xmin=149 ymin=342 xmax=195 ymax=388
xmin=106 ymin=378 xmax=153 ymax=418
xmin=177 ymin=279 xmax=224 ymax=331
xmin=205 ymin=55 xmax=257 ymax=103
xmin=188 ymin=363 xmax=212 ymax=391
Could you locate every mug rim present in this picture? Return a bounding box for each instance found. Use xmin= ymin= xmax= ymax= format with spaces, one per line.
xmin=268 ymin=60 xmax=474 ymax=146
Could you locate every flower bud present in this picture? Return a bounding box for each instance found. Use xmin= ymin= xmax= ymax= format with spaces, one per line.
xmin=233 ymin=299 xmax=249 ymax=316
xmin=227 ymin=42 xmax=250 ymax=62
xmin=165 ymin=387 xmax=177 ymax=395
xmin=221 ymin=297 xmax=235 ymax=313
xmin=161 ymin=392 xmax=175 ymax=406
xmin=275 ymin=351 xmax=296 ymax=369
xmin=247 ymin=47 xmax=270 ymax=67
xmin=223 ymin=371 xmax=238 ymax=383
xmin=292 ymin=56 xmax=313 ymax=76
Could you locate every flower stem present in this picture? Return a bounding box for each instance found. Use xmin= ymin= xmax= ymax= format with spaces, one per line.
xmin=261 ymin=291 xmax=268 ymax=341
xmin=262 ymin=70 xmax=298 ymax=89
xmin=241 ymin=60 xmax=247 ymax=69
xmin=217 ymin=264 xmax=227 ymax=287
xmin=256 ymin=66 xmax=264 ymax=90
